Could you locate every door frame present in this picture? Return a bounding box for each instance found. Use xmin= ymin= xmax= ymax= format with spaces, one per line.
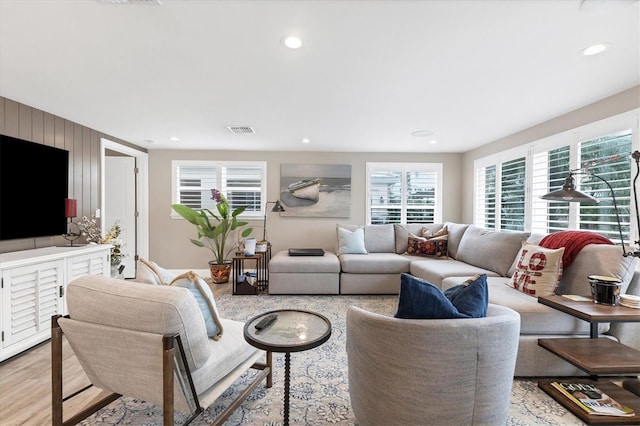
xmin=100 ymin=138 xmax=149 ymax=266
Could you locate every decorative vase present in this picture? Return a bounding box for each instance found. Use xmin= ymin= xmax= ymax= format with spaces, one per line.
xmin=209 ymin=261 xmax=232 ymax=284
xmin=244 ymin=238 xmax=257 ymax=256
xmin=110 ymin=264 xmax=123 ymax=279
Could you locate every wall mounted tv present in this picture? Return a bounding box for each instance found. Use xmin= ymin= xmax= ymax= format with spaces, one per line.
xmin=0 ymin=134 xmax=69 ymax=241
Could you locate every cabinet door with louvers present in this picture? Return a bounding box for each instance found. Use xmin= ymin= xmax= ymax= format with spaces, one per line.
xmin=1 ymin=260 xmax=64 ymax=360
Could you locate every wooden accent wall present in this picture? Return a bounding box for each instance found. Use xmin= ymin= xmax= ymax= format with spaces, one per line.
xmin=0 ymin=96 xmax=145 ymax=253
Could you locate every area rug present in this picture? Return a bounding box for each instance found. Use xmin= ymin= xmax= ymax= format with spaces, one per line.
xmin=82 ymin=294 xmax=584 ymax=425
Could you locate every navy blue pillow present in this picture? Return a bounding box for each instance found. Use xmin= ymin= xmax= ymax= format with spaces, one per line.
xmin=395 ymin=273 xmax=488 ymax=319
xmin=443 ymin=273 xmax=489 ymax=318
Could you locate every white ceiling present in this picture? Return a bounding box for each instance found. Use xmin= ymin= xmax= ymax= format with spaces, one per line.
xmin=0 ymin=0 xmax=638 ymax=153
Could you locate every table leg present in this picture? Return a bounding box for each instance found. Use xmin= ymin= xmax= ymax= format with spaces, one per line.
xmin=284 ymin=352 xmax=291 ymax=426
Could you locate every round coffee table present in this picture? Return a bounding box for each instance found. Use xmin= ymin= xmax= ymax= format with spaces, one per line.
xmin=244 ymin=309 xmax=332 ymax=426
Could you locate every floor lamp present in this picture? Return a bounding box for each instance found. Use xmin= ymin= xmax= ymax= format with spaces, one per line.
xmin=541 ymin=170 xmax=631 ymax=257
xmin=258 ymin=200 xmax=285 ymax=250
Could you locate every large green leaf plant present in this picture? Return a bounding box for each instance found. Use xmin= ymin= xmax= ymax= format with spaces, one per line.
xmin=172 ymin=189 xmax=253 ymax=265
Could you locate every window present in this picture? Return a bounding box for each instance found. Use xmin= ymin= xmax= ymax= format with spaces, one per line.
xmin=474 ymin=110 xmax=638 ymax=247
xmin=366 ymin=162 xmax=443 ymax=224
xmin=172 ymin=161 xmax=266 ymax=218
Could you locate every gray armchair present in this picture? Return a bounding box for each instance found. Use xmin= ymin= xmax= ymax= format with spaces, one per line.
xmin=346 ymin=304 xmax=520 ymax=425
xmin=52 ymin=275 xmax=271 ymax=426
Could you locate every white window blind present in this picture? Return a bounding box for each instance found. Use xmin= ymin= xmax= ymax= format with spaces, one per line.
xmin=500 ymin=157 xmax=526 ymax=231
xmin=474 ymin=164 xmax=496 ymax=229
xmin=172 ymin=161 xmax=266 ymax=218
xmin=474 ymin=108 xmax=637 ymax=247
xmin=366 ymin=163 xmax=442 ymax=224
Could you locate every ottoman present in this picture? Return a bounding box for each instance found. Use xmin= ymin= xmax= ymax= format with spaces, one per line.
xmin=268 ymin=250 xmax=341 ymax=294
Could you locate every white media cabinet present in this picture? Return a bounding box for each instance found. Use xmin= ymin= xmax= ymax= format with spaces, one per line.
xmin=0 ymin=245 xmax=111 ymax=362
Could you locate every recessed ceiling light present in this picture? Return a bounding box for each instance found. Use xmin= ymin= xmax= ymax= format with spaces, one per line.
xmin=429 ymin=140 xmax=437 ymax=145
xmin=282 ymin=36 xmax=302 ymax=49
xmin=169 ymin=136 xmax=180 ymax=142
xmin=411 ymin=130 xmax=434 ymax=138
xmin=581 ymin=43 xmax=610 ymax=56
xmin=302 ymin=138 xmax=311 ymax=144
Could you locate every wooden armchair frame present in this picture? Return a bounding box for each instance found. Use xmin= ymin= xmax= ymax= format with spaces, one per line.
xmin=51 ymin=315 xmax=272 ymax=426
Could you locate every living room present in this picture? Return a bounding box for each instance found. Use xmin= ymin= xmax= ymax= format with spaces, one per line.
xmin=1 ymin=1 xmax=640 ymax=425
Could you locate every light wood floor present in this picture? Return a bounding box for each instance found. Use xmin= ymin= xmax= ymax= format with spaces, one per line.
xmin=0 ymin=280 xmax=233 ymax=426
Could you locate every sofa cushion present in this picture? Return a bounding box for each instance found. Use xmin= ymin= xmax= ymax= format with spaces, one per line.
xmin=441 ymin=276 xmax=609 ymax=335
xmin=337 ymin=226 xmax=368 ymax=255
xmin=169 ymin=271 xmax=224 ymax=340
xmin=507 ymin=244 xmax=564 ymax=297
xmin=558 ymin=244 xmax=637 ymax=296
xmin=340 ymin=252 xmax=411 ymax=274
xmin=456 ymin=225 xmax=530 ymax=276
xmin=363 ymin=224 xmax=396 ymax=253
xmin=394 ymin=223 xmax=444 ymax=254
xmin=443 ymin=222 xmax=471 ymax=259
xmin=409 ymin=257 xmax=501 ymax=288
xmin=270 ymin=250 xmax=341 ymax=273
xmin=394 ymin=273 xmax=487 ymax=319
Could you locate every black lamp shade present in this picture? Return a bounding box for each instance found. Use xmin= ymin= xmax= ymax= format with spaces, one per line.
xmin=540 ymin=175 xmax=597 ymax=203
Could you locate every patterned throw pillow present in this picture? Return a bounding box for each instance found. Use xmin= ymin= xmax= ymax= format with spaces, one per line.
xmin=506 ymin=244 xmax=565 ymax=297
xmin=406 ymin=225 xmax=449 ymax=257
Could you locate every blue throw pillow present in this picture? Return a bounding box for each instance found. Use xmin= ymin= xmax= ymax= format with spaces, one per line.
xmin=170 ymin=271 xmax=224 ymax=340
xmin=395 ymin=273 xmax=488 ymax=319
xmin=443 ymin=274 xmax=489 ymax=318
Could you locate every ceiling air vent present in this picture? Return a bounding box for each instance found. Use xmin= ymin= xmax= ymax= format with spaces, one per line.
xmin=227 ymin=126 xmax=255 ymax=135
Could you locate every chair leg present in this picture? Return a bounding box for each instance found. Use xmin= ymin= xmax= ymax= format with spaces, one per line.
xmin=163 ymin=335 xmax=176 ymax=426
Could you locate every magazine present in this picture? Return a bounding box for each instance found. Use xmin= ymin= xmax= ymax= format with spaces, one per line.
xmin=551 ymin=382 xmax=635 ymax=417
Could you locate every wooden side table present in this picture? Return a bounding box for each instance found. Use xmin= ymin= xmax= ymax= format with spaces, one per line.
xmin=232 ymin=246 xmax=271 ymax=295
xmin=537 ymin=295 xmax=640 ymax=425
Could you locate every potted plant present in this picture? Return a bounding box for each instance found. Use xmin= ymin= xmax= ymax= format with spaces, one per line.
xmin=172 ymin=188 xmax=253 ymax=283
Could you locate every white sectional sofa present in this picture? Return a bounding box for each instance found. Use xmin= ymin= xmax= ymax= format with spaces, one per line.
xmin=271 ymin=222 xmax=639 ymax=377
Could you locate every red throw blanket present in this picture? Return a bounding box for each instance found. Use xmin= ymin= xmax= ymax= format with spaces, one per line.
xmin=538 ymin=231 xmax=613 ymax=268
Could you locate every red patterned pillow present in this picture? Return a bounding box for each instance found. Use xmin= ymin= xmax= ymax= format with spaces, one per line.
xmin=406 ymin=233 xmax=448 ymax=257
xmin=506 ymin=244 xmax=564 ymax=297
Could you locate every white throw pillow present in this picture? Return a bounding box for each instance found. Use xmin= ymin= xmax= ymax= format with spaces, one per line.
xmin=337 ymin=226 xmax=368 ymax=255
xmin=507 ymin=244 xmax=564 ymax=297
xmin=134 ymin=258 xmax=176 ymax=285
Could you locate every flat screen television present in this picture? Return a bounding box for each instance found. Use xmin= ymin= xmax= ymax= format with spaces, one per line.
xmin=0 ymin=134 xmax=69 ymax=240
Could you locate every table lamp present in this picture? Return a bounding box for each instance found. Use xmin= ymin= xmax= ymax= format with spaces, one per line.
xmin=62 ymin=198 xmax=81 ymax=246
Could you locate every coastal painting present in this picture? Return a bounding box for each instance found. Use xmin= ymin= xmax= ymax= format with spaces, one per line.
xmin=280 ymin=164 xmax=351 ymax=217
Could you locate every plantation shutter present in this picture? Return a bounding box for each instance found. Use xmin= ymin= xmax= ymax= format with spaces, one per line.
xmin=500 ymin=157 xmax=526 ymax=231
xmin=474 ymin=164 xmax=496 ymax=229
xmin=367 ymin=163 xmax=442 ymax=224
xmin=175 ymin=165 xmax=217 ymax=210
xmin=531 ymin=145 xmax=571 ymax=234
xmin=221 ymin=166 xmax=263 ymax=214
xmin=577 ymin=130 xmax=632 ymax=245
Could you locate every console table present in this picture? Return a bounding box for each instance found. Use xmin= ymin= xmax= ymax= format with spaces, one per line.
xmin=0 ymin=245 xmax=111 ymax=361
xmin=537 ymin=295 xmax=640 ymax=424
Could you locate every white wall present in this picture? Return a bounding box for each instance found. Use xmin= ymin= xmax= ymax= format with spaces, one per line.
xmin=149 ymin=150 xmax=462 ymax=269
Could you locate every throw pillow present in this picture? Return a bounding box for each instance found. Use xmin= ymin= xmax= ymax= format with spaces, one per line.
xmin=134 ymin=258 xmax=176 ymax=285
xmin=422 ymin=225 xmax=448 ymax=239
xmin=169 ymin=271 xmax=224 ymax=340
xmin=507 ymin=244 xmax=565 ymax=297
xmin=443 ymin=274 xmax=489 ymax=317
xmin=394 ymin=273 xmax=488 ymax=319
xmin=406 ymin=234 xmax=448 ymax=257
xmin=337 ymin=226 xmax=368 ymax=255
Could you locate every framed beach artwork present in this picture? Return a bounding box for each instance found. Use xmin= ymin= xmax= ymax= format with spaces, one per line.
xmin=279 ymin=164 xmax=351 ymax=217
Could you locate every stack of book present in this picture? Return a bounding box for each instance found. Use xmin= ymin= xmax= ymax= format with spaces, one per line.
xmin=551 ymin=382 xmax=635 ymax=417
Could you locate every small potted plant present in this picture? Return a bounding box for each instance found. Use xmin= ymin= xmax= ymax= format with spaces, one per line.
xmin=172 ymin=188 xmax=253 ymax=283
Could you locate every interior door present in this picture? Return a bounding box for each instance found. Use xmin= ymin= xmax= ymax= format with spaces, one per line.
xmin=105 ymin=156 xmax=136 ymax=278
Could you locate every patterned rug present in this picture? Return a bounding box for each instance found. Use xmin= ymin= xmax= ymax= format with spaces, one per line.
xmin=82 ymin=294 xmax=584 ymax=425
